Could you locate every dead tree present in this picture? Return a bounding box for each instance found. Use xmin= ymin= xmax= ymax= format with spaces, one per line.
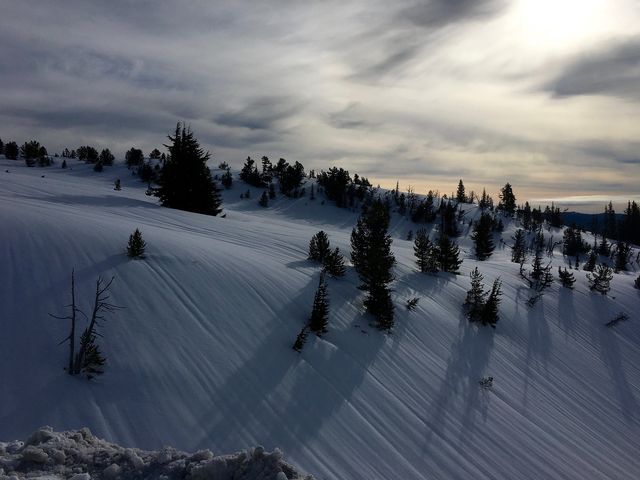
xmin=49 ymin=270 xmax=83 ymax=374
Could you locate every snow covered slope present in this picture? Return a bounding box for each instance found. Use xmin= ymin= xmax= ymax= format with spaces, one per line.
xmin=1 ymin=158 xmax=639 ymax=479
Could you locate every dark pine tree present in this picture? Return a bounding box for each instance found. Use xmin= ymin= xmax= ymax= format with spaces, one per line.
xmin=456 ymin=179 xmax=466 ymax=203
xmin=351 ymin=199 xmax=396 ymax=329
xmin=309 ymin=230 xmax=331 ymax=263
xmin=125 ymin=147 xmax=144 ymax=169
xmin=558 ymin=267 xmax=576 ymax=289
xmin=583 ymin=249 xmax=597 ymax=272
xmin=127 ymin=228 xmax=146 ymax=258
xmin=614 ymin=241 xmax=630 ymax=272
xmin=437 ymin=234 xmax=462 ymax=274
xmin=413 ymin=228 xmax=435 ymax=273
xmin=308 ymin=272 xmax=329 ymax=336
xmin=480 ymin=279 xmax=502 ymax=327
xmin=221 ymin=168 xmax=233 ymax=189
xmin=157 ymin=123 xmax=222 ymax=216
xmin=498 ymin=183 xmax=516 ymax=216
xmin=323 ymin=247 xmax=346 ymax=277
xmin=587 ymin=264 xmax=613 ymax=295
xmin=464 ymin=267 xmax=487 ymax=322
xmin=472 ymin=212 xmax=495 ymax=260
xmin=511 ymin=229 xmax=526 ymax=263
xmin=5 ymin=141 xmax=19 ymax=160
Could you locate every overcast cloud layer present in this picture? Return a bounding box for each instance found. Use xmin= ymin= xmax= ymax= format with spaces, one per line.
xmin=1 ymin=0 xmax=639 ymax=207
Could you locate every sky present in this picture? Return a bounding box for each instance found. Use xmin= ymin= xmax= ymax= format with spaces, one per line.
xmin=1 ymin=0 xmax=639 ymax=212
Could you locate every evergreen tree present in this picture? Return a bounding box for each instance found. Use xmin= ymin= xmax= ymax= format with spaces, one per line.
xmin=464 ymin=267 xmax=487 ymax=322
xmin=61 ymin=159 xmax=68 ymax=169
xmin=310 ymin=183 xmax=316 ymax=200
xmin=292 ymin=326 xmax=308 ymax=352
xmin=20 ymin=140 xmax=43 ymax=167
xmin=498 ymin=183 xmax=516 ymax=216
xmin=587 ymin=264 xmax=613 ymax=295
xmin=4 ymin=141 xmax=18 ymax=160
xmin=558 ymin=267 xmax=576 ymax=289
xmin=456 ymin=179 xmax=466 ymax=203
xmin=76 ymin=329 xmax=105 ymax=378
xmin=127 ymin=228 xmax=146 ymax=258
xmin=351 ymin=199 xmax=396 ymax=329
xmin=149 ymin=148 xmax=162 ymax=159
xmin=0 ymin=137 xmax=3 ymax=155
xmin=114 ymin=179 xmax=121 ymax=190
xmin=157 ymin=123 xmax=222 ymax=216
xmin=634 ymin=275 xmax=640 ymax=290
xmin=308 ymin=231 xmax=331 ymax=262
xmin=99 ymin=148 xmax=115 ymax=166
xmin=597 ymin=235 xmax=611 ymax=256
xmin=323 ymin=247 xmax=346 ymax=278
xmin=604 ymin=201 xmax=617 ymax=239
xmin=583 ymin=249 xmax=597 ymax=272
xmin=258 ymin=190 xmax=269 ymax=207
xmin=413 ymin=228 xmax=435 ymax=273
xmin=125 ymin=147 xmax=144 ymax=168
xmin=614 ymin=241 xmax=630 ymax=272
xmin=308 ymin=272 xmax=329 ymax=335
xmin=221 ymin=168 xmax=233 ymax=189
xmin=437 ymin=234 xmax=462 ymax=273
xmin=93 ymin=160 xmax=103 ymax=172
xmin=268 ymin=183 xmax=276 ymax=199
xmin=472 ymin=212 xmax=495 ymax=260
xmin=511 ymin=229 xmax=526 ymax=263
xmin=240 ymin=156 xmax=264 ymax=187
xmin=480 ymin=279 xmax=502 ymax=327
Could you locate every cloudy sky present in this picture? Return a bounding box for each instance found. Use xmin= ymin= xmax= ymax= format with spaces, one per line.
xmin=1 ymin=0 xmax=639 ymax=210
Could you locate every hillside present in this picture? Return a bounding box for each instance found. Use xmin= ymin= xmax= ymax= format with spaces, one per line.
xmin=1 ymin=158 xmax=639 ymax=480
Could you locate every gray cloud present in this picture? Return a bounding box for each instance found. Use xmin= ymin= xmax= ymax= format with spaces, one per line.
xmin=545 ymin=37 xmax=640 ymax=100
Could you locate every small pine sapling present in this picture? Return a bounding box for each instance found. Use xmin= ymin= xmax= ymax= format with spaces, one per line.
xmin=61 ymin=159 xmax=67 ymax=169
xmin=587 ymin=264 xmax=613 ymax=295
xmin=464 ymin=267 xmax=487 ymax=322
xmin=114 ymin=179 xmax=121 ymax=191
xmin=323 ymin=247 xmax=346 ymax=277
xmin=406 ymin=297 xmax=419 ymax=311
xmin=127 ymin=228 xmax=146 ymax=258
xmin=558 ymin=267 xmax=576 ymax=289
xmin=480 ymin=279 xmax=502 ymax=327
xmin=583 ymin=249 xmax=597 ymax=272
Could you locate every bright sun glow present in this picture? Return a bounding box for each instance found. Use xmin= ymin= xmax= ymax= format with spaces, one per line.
xmin=514 ymin=0 xmax=610 ymax=49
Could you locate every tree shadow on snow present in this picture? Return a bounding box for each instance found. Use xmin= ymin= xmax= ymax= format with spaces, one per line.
xmin=422 ymin=312 xmax=495 ymax=452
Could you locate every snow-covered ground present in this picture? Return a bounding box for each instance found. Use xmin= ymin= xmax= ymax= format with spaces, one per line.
xmin=1 ymin=158 xmax=639 ymax=479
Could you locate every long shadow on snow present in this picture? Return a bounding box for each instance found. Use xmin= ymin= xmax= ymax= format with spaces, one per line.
xmin=588 ymin=296 xmax=638 ymax=422
xmin=193 ymin=273 xmax=385 ymax=456
xmin=557 ymin=287 xmax=577 ymax=338
xmin=521 ymin=290 xmax=552 ymax=410
xmin=423 ymin=312 xmax=495 ymax=451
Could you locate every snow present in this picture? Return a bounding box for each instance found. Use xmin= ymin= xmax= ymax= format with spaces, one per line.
xmin=1 ymin=157 xmax=639 ymax=479
xmin=0 ymin=426 xmax=309 ymax=479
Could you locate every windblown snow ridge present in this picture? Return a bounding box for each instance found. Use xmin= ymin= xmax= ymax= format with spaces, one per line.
xmin=0 ymin=427 xmax=312 ymax=480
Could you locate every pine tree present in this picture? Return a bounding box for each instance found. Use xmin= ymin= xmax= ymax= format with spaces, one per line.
xmin=292 ymin=326 xmax=308 ymax=352
xmin=99 ymin=148 xmax=114 ymax=166
xmin=268 ymin=183 xmax=276 ymax=199
xmin=114 ymin=179 xmax=121 ymax=191
xmin=323 ymin=247 xmax=346 ymax=277
xmin=464 ymin=267 xmax=487 ymax=322
xmin=413 ymin=228 xmax=434 ymax=273
xmin=634 ymin=274 xmax=640 ymax=290
xmin=157 ymin=123 xmax=222 ymax=216
xmin=259 ymin=190 xmax=269 ymax=207
xmin=221 ymin=168 xmax=233 ymax=189
xmin=93 ymin=160 xmax=104 ymax=172
xmin=456 ymin=179 xmax=466 ymax=203
xmin=309 ymin=272 xmax=329 ymax=335
xmin=480 ymin=279 xmax=502 ymax=327
xmin=61 ymin=159 xmax=67 ymax=169
xmin=587 ymin=264 xmax=613 ymax=294
xmin=498 ymin=183 xmax=516 ymax=216
xmin=614 ymin=241 xmax=630 ymax=272
xmin=472 ymin=212 xmax=495 ymax=260
xmin=127 ymin=228 xmax=146 ymax=258
xmin=511 ymin=229 xmax=526 ymax=263
xmin=437 ymin=234 xmax=462 ymax=273
xmin=308 ymin=231 xmax=331 ymax=262
xmin=583 ymin=249 xmax=597 ymax=272
xmin=351 ymin=199 xmax=395 ymax=329
xmin=597 ymin=235 xmax=611 ymax=256
xmin=558 ymin=267 xmax=575 ymax=289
